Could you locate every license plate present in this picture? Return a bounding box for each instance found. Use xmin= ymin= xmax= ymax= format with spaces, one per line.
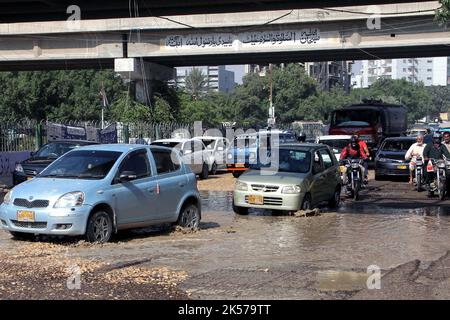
xmin=27 ymin=177 xmax=33 ymax=180
xmin=17 ymin=210 xmax=35 ymax=222
xmin=236 ymin=163 xmax=245 ymax=168
xmin=397 ymin=165 xmax=407 ymax=169
xmin=248 ymin=195 xmax=264 ymax=205
xmin=339 ymin=166 xmax=346 ymax=173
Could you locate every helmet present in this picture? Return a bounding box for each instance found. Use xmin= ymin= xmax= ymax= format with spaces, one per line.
xmin=433 ymin=133 xmax=442 ymax=144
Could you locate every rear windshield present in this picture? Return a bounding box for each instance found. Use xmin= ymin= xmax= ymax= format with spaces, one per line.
xmin=332 ymin=109 xmax=380 ymax=127
xmin=151 ymin=141 xmax=181 ymax=149
xmin=251 ymin=149 xmax=311 ymax=173
xmin=381 ymin=140 xmax=414 ymax=152
xmin=320 ymin=139 xmax=350 ymax=152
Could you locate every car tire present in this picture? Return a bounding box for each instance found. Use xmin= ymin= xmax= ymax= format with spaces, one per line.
xmin=85 ymin=211 xmax=113 ymax=243
xmin=210 ymin=162 xmax=218 ymax=175
xmin=232 ymin=171 xmax=242 ymax=178
xmin=328 ymin=185 xmax=341 ymax=208
xmin=199 ymin=163 xmax=209 ymax=180
xmin=9 ymin=231 xmax=35 ymax=241
xmin=301 ymin=194 xmax=312 ymax=210
xmin=177 ymin=203 xmax=200 ymax=229
xmin=233 ymin=202 xmax=249 ymax=215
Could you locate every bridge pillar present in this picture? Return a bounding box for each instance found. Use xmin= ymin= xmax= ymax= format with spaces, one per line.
xmin=114 ymin=58 xmax=175 ymax=105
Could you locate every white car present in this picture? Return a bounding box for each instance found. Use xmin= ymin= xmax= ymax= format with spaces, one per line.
xmin=197 ymin=136 xmax=230 ymax=175
xmin=316 ymin=135 xmax=351 ymax=161
xmin=151 ymin=138 xmax=210 ymax=179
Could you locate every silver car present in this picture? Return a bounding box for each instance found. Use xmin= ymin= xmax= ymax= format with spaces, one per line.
xmin=0 ymin=144 xmax=201 ymax=243
xmin=233 ymin=144 xmax=341 ymax=214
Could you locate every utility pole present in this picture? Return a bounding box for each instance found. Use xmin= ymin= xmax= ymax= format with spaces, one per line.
xmin=99 ymin=81 xmax=109 ymax=129
xmin=267 ymin=63 xmax=275 ymax=128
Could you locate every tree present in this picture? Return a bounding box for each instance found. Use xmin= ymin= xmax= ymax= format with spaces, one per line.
xmin=184 ymin=68 xmax=207 ymax=100
xmin=427 ymin=86 xmax=450 ymax=117
xmin=109 ymin=90 xmax=151 ymax=123
xmin=436 ymin=0 xmax=450 ymax=25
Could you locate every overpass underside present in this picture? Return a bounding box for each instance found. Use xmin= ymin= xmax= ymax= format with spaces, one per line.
xmin=0 ymin=4 xmax=445 ymax=71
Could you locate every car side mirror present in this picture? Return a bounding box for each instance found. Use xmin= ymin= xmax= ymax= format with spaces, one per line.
xmin=30 ymin=151 xmax=35 ymax=157
xmin=119 ymin=171 xmax=137 ymax=182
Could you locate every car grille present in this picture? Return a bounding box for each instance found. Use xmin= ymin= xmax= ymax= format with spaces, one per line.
xmin=245 ymin=196 xmax=283 ymax=206
xmin=251 ymin=184 xmax=279 ymax=192
xmin=13 ymin=198 xmax=49 ymax=208
xmin=11 ymin=220 xmax=47 ymax=229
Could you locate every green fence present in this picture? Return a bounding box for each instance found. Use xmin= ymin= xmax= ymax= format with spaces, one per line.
xmin=0 ymin=120 xmax=194 ymax=152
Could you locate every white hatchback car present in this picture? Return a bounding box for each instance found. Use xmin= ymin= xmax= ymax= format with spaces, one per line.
xmin=151 ymin=138 xmax=210 ymax=179
xmin=197 ymin=136 xmax=230 ymax=175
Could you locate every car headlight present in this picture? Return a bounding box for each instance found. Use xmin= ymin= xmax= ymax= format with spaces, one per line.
xmin=282 ymin=185 xmax=301 ymax=194
xmin=54 ymin=191 xmax=85 ymax=208
xmin=3 ymin=191 xmax=12 ymax=205
xmin=235 ymin=181 xmax=248 ymax=191
xmin=15 ymin=164 xmax=24 ymax=173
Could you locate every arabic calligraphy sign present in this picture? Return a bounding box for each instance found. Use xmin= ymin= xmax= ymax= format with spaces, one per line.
xmin=164 ymin=28 xmax=321 ymax=50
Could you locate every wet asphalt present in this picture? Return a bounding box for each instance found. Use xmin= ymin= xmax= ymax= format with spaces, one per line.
xmin=1 ymin=173 xmax=450 ymax=299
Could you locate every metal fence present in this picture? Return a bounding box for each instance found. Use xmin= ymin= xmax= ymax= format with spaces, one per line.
xmin=0 ymin=120 xmax=194 ymax=152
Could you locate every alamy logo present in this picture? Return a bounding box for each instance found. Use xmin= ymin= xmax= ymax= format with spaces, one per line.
xmin=66 ymin=264 xmax=81 ymax=290
xmin=66 ymin=5 xmax=81 ymax=30
xmin=366 ymin=6 xmax=382 ymax=30
xmin=366 ymin=265 xmax=381 ymax=289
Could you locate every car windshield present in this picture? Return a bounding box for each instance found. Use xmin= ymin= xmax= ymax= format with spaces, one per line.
xmin=151 ymin=141 xmax=181 ymax=150
xmin=202 ymin=139 xmax=216 ymax=150
xmin=250 ymin=149 xmax=311 ymax=173
xmin=320 ymin=139 xmax=350 ymax=152
xmin=381 ymin=140 xmax=414 ymax=152
xmin=332 ymin=109 xmax=380 ymax=127
xmin=33 ymin=142 xmax=83 ymax=159
xmin=39 ymin=150 xmax=122 ymax=179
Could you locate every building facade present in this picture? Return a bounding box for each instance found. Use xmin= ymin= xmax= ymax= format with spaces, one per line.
xmin=175 ymin=65 xmax=236 ymax=93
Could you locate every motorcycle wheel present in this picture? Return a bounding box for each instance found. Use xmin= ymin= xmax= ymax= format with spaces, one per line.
xmin=439 ymin=178 xmax=446 ymax=200
xmin=353 ymin=180 xmax=360 ymax=201
xmin=416 ymin=172 xmax=422 ymax=192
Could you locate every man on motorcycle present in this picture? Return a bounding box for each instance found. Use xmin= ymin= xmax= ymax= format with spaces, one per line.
xmin=355 ymin=134 xmax=370 ymax=183
xmin=405 ymin=134 xmax=426 ymax=185
xmin=423 ymin=133 xmax=450 ymax=189
xmin=339 ymin=135 xmax=368 ymax=185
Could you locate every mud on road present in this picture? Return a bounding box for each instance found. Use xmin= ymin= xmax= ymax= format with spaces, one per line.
xmin=1 ymin=172 xmax=450 ymax=299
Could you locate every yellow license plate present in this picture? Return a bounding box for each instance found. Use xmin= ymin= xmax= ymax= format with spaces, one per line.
xmin=248 ymin=195 xmax=264 ymax=205
xmin=397 ymin=165 xmax=407 ymax=169
xmin=17 ymin=210 xmax=35 ymax=222
xmin=27 ymin=177 xmax=33 ymax=180
xmin=340 ymin=166 xmax=346 ymax=173
xmin=236 ymin=163 xmax=245 ymax=168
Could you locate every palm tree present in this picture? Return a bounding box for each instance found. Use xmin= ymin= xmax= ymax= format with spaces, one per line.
xmin=185 ymin=68 xmax=207 ymax=100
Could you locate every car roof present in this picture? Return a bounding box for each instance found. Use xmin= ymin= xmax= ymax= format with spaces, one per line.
xmin=74 ymin=144 xmax=150 ymax=152
xmin=48 ymin=140 xmax=99 ymax=144
xmin=279 ymin=143 xmax=326 ymax=151
xmin=152 ymin=138 xmax=203 ymax=143
xmin=318 ymin=135 xmax=352 ymax=140
xmin=197 ymin=136 xmax=224 ymax=140
xmin=383 ymin=136 xmax=416 ymax=142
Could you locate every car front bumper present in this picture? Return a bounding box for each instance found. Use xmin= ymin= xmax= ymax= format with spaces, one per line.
xmin=0 ymin=203 xmax=92 ymax=236
xmin=375 ymin=161 xmax=409 ymax=176
xmin=233 ymin=190 xmax=304 ymax=211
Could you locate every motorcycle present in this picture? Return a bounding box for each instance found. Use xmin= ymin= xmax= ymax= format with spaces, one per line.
xmin=414 ymin=156 xmax=424 ymax=192
xmin=426 ymin=159 xmax=447 ymax=200
xmin=341 ymin=158 xmax=364 ymax=201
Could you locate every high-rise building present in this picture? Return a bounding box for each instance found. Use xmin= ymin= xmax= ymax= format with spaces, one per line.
xmin=174 ymin=65 xmax=236 ymax=93
xmin=354 ymin=58 xmax=449 ymax=88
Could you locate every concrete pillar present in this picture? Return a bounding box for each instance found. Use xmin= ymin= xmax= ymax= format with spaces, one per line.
xmin=114 ymin=58 xmax=175 ymax=105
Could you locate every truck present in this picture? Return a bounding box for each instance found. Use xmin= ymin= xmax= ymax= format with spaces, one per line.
xmin=329 ymin=99 xmax=407 ymax=155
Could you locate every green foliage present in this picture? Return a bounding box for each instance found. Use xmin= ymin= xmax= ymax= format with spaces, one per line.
xmin=436 ymin=0 xmax=450 ymax=25
xmin=109 ymin=90 xmax=151 ymax=123
xmin=184 ymin=68 xmax=207 ymax=100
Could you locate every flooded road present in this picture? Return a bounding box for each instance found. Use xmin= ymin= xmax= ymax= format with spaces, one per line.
xmin=1 ymin=173 xmax=450 ymax=299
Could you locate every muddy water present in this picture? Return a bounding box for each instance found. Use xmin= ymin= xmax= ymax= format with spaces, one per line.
xmin=199 ymin=190 xmax=450 ymax=273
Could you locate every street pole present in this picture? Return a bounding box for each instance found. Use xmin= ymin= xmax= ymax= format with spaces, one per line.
xmin=268 ymin=63 xmax=275 ymax=128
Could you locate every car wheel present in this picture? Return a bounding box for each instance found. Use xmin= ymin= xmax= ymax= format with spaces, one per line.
xmin=199 ymin=163 xmax=209 ymax=180
xmin=301 ymin=194 xmax=312 ymax=210
xmin=177 ymin=203 xmax=200 ymax=229
xmin=210 ymin=162 xmax=218 ymax=175
xmin=232 ymin=171 xmax=242 ymax=178
xmin=85 ymin=211 xmax=113 ymax=243
xmin=328 ymin=186 xmax=341 ymax=208
xmin=233 ymin=201 xmax=249 ymax=215
xmin=9 ymin=231 xmax=35 ymax=241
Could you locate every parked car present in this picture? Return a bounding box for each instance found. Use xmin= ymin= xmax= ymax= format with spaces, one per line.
xmin=13 ymin=140 xmax=98 ymax=186
xmin=0 ymin=144 xmax=201 ymax=243
xmin=151 ymin=138 xmax=210 ymax=179
xmin=232 ymin=143 xmax=341 ymax=214
xmin=197 ymin=136 xmax=230 ymax=175
xmin=374 ymin=137 xmax=416 ymax=180
xmin=316 ymin=135 xmax=351 ymax=161
xmin=227 ymin=130 xmax=298 ymax=178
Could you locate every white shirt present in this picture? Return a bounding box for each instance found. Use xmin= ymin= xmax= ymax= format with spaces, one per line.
xmin=405 ymin=142 xmax=426 ymax=160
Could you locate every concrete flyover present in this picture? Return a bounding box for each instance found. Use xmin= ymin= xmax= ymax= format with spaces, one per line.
xmin=0 ymin=1 xmax=444 ymax=71
xmin=0 ymin=0 xmax=425 ymax=22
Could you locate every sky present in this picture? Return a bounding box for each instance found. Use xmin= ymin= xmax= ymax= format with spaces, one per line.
xmin=225 ymin=65 xmax=245 ymax=84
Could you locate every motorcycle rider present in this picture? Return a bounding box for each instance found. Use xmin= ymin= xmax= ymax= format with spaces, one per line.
xmin=423 ymin=133 xmax=450 ymax=190
xmin=339 ymin=135 xmax=368 ymax=185
xmin=405 ymin=134 xmax=426 ymax=185
xmin=354 ymin=133 xmax=370 ymax=183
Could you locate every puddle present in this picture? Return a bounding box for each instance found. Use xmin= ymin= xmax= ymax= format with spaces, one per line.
xmin=317 ymin=270 xmax=369 ymax=291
